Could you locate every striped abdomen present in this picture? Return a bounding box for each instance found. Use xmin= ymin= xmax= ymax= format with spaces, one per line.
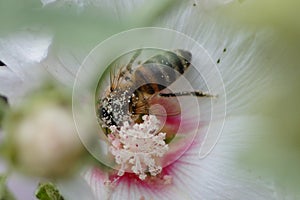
xmin=134 ymin=50 xmax=191 ymax=94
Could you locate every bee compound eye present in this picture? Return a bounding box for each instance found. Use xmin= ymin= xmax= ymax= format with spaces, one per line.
xmin=100 ymin=107 xmax=108 ymax=118
xmin=99 ymin=106 xmax=114 ymax=126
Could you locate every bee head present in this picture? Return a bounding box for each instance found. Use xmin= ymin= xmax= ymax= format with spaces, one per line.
xmin=98 ymin=90 xmax=132 ymax=128
xmin=98 ymin=98 xmax=117 ymax=127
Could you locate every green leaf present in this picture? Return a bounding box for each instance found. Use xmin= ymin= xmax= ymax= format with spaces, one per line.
xmin=0 ymin=175 xmax=16 ymax=200
xmin=35 ymin=183 xmax=64 ymax=200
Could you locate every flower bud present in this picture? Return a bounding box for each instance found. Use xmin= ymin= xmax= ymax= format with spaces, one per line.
xmin=2 ymin=84 xmax=89 ymax=178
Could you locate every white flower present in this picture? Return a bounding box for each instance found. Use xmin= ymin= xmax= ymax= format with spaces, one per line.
xmin=0 ymin=0 xmax=283 ymax=199
xmin=82 ymin=2 xmax=279 ymax=200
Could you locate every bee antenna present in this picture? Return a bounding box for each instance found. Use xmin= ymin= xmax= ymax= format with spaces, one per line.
xmin=126 ymin=49 xmax=142 ymax=72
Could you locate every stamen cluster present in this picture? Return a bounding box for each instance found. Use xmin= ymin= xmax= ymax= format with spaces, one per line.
xmin=108 ymin=115 xmax=168 ymax=180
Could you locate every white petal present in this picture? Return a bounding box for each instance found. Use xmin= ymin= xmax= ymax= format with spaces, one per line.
xmin=169 ymin=116 xmax=277 ymax=200
xmin=158 ymin=1 xmax=274 ymax=155
xmin=40 ymin=46 xmax=87 ymax=87
xmin=0 ymin=30 xmax=54 ymax=104
xmin=0 ymin=31 xmax=52 ymax=79
xmin=41 ymin=0 xmax=146 ymax=10
xmin=0 ymin=66 xmax=48 ymax=104
xmin=57 ymin=175 xmax=96 ymax=200
xmin=84 ymin=168 xmax=110 ymax=200
xmin=110 ymin=182 xmax=191 ymax=200
xmin=157 ymin=6 xmax=278 ymax=198
xmin=85 ymin=167 xmax=192 ymax=200
xmin=0 ymin=130 xmax=37 ymax=199
xmin=7 ymin=173 xmax=39 ymax=200
xmin=0 ymin=68 xmax=25 ymax=104
xmin=41 ymin=0 xmax=57 ymax=6
xmin=159 ymin=2 xmax=272 ymax=112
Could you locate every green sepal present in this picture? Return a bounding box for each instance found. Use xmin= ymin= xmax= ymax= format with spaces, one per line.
xmin=0 ymin=175 xmax=16 ymax=200
xmin=35 ymin=182 xmax=64 ymax=200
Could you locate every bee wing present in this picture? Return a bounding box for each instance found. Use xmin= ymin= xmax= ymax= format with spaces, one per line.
xmin=148 ymin=92 xmax=181 ymax=116
xmin=109 ymin=60 xmax=119 ymax=91
xmin=126 ymin=49 xmax=142 ymax=71
xmin=109 ymin=50 xmax=142 ymax=91
xmin=109 ymin=60 xmax=128 ymax=91
xmin=132 ymin=91 xmax=181 ymax=117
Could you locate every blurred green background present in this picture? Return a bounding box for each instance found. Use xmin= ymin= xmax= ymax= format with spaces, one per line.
xmin=223 ymin=0 xmax=300 ymax=193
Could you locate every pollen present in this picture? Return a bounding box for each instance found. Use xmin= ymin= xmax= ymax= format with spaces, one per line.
xmin=108 ymin=115 xmax=169 ymax=180
xmin=99 ymin=89 xmax=132 ymax=127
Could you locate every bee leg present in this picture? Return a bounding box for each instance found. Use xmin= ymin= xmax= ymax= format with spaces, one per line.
xmin=126 ymin=49 xmax=142 ymax=72
xmin=159 ymin=91 xmax=216 ymax=98
xmin=104 ymin=127 xmax=110 ymax=135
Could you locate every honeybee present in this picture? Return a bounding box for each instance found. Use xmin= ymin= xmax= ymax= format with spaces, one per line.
xmin=97 ymin=49 xmax=214 ymax=134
